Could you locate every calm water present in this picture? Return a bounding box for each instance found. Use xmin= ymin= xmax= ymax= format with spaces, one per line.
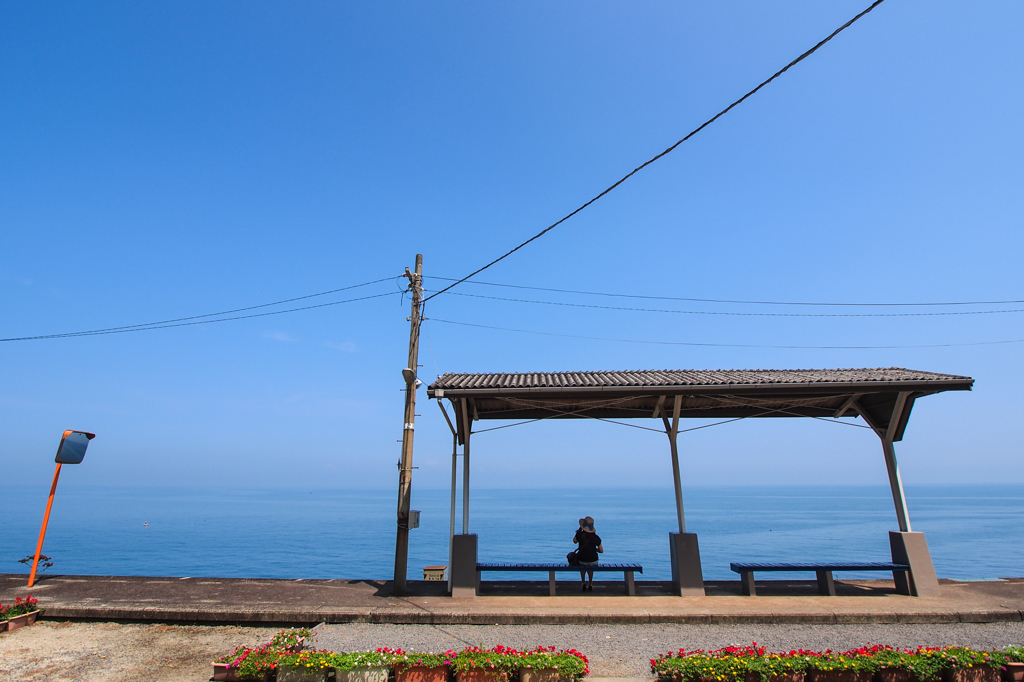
xmin=2 ymin=485 xmax=1021 ymax=582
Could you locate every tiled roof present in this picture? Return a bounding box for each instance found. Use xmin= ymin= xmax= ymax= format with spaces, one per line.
xmin=429 ymin=368 xmax=971 ymax=391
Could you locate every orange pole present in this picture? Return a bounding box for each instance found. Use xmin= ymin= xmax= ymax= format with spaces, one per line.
xmin=28 ymin=463 xmax=62 ymax=588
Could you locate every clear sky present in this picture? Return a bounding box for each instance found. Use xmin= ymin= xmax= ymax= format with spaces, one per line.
xmin=2 ymin=1 xmax=1022 ymax=494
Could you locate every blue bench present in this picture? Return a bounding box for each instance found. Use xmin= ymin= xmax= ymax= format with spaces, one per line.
xmin=730 ymin=561 xmax=910 ymax=596
xmin=477 ymin=563 xmax=643 ymax=596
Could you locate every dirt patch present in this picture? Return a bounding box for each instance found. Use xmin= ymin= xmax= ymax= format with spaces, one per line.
xmin=0 ymin=621 xmax=278 ymax=682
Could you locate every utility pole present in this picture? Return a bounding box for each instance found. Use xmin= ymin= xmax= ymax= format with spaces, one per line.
xmin=393 ymin=253 xmax=423 ymax=596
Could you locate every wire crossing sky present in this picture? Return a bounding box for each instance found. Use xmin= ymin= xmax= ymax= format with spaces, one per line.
xmin=424 ymin=0 xmax=887 ymax=302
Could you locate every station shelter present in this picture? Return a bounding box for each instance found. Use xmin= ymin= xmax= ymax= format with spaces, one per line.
xmin=427 ymin=368 xmax=973 ymax=597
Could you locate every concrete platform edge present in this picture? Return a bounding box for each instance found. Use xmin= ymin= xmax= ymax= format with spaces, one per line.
xmin=35 ymin=607 xmax=1023 ymax=626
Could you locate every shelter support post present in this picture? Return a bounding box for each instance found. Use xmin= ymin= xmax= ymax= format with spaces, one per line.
xmin=881 ymin=392 xmax=912 ymax=533
xmin=667 ymin=396 xmax=686 ymax=534
xmin=664 ymin=395 xmax=704 ymax=596
xmin=461 ymin=399 xmax=471 ymax=535
xmin=437 ymin=400 xmax=459 ymax=594
xmin=449 ymin=399 xmax=478 ymax=597
xmin=860 ymin=392 xmax=940 ymax=597
xmin=449 ymin=435 xmax=457 ymax=593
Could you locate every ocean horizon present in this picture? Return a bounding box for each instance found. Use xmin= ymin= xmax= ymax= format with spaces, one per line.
xmin=4 ymin=484 xmax=1021 ymax=583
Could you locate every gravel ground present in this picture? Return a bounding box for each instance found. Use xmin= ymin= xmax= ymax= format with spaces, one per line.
xmin=2 ymin=621 xmax=1023 ymax=681
xmin=311 ymin=623 xmax=1024 ymax=678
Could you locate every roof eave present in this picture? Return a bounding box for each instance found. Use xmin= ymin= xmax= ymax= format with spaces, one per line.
xmin=427 ymin=378 xmax=974 ymax=399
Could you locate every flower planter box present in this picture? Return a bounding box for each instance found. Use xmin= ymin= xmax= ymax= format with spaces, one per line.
xmin=942 ymin=667 xmax=999 ymax=682
xmin=4 ymin=611 xmax=40 ymax=632
xmin=397 ymin=666 xmax=449 ymax=682
xmin=456 ymin=671 xmax=506 ymax=682
xmin=212 ymin=662 xmax=246 ymax=682
xmin=520 ymin=668 xmax=561 ymax=682
xmin=337 ymin=667 xmax=390 ymax=682
xmin=278 ymin=664 xmax=331 ymax=682
xmin=875 ymin=669 xmax=915 ymax=682
xmin=808 ymin=671 xmax=873 ymax=682
xmin=1002 ymin=663 xmax=1024 ymax=682
xmin=283 ymin=637 xmax=306 ymax=653
xmin=757 ymin=674 xmax=806 ymax=682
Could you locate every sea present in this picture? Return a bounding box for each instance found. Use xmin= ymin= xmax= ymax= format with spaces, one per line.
xmin=2 ymin=485 xmax=1021 ymax=583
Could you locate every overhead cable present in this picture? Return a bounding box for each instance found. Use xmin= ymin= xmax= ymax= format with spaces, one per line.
xmin=427 ymin=276 xmax=1024 ymax=308
xmin=426 ymin=317 xmax=1024 ymax=350
xmin=441 ymin=291 xmax=1024 ymax=318
xmin=423 ymin=0 xmax=888 ymax=302
xmin=1 ymin=281 xmax=399 ymax=342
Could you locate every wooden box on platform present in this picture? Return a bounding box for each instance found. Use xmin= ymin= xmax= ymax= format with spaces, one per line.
xmin=423 ymin=566 xmax=448 ymax=581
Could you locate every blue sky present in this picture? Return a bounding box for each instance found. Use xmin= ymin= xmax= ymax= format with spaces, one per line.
xmin=2 ymin=1 xmax=1022 ymax=496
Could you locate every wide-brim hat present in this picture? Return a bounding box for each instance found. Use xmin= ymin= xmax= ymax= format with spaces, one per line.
xmin=582 ymin=516 xmax=596 ymax=533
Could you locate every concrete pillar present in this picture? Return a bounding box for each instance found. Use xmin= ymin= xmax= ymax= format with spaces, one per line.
xmin=451 ymin=533 xmax=478 ymax=598
xmin=461 ymin=400 xmax=471 ymax=535
xmin=448 ymin=434 xmax=457 ymax=594
xmin=669 ymin=532 xmax=705 ymax=596
xmin=889 ymin=531 xmax=940 ymax=597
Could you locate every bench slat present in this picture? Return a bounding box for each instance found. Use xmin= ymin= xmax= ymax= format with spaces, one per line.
xmin=730 ymin=562 xmax=908 ymax=572
xmin=478 ymin=563 xmax=642 ymax=573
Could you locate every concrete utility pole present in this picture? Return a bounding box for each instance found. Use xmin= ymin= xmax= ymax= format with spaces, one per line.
xmin=393 ymin=253 xmax=423 ymax=596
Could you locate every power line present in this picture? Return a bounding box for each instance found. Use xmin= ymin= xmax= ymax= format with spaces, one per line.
xmin=441 ymin=291 xmax=1024 ymax=318
xmin=1 ymin=278 xmax=399 ymax=342
xmin=424 ymin=0 xmax=888 ymax=303
xmin=426 ymin=317 xmax=1024 ymax=350
xmin=427 ymin=276 xmax=1024 ymax=308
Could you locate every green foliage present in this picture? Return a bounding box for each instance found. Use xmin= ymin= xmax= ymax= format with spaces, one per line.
xmin=746 ymin=652 xmax=810 ymax=680
xmin=452 ymin=647 xmax=515 ymax=675
xmin=216 ymin=628 xmax=317 ymax=680
xmin=651 ymin=645 xmax=764 ymax=682
xmin=909 ymin=647 xmax=1004 ymax=682
xmin=272 ymin=629 xmax=313 ymax=650
xmin=276 ymin=650 xmax=338 ymax=672
xmin=804 ymin=650 xmax=879 ymax=674
xmin=214 ymin=643 xmax=593 ymax=682
xmin=651 ymin=645 xmax=1022 ymax=682
xmin=388 ymin=648 xmax=456 ymax=671
xmin=332 ymin=650 xmax=400 ymax=670
xmin=516 ymin=646 xmax=590 ymax=681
